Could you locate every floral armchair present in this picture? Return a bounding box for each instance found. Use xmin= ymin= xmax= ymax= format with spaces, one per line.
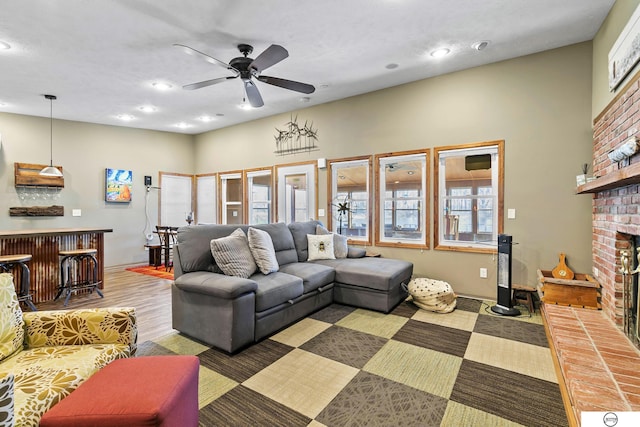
xmin=0 ymin=273 xmax=137 ymax=427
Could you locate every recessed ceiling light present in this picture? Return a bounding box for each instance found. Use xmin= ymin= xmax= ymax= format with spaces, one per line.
xmin=215 ymin=113 xmax=224 ymax=117
xmin=472 ymin=41 xmax=490 ymax=51
xmin=0 ymin=101 xmax=7 ymax=107
xmin=117 ymin=114 xmax=135 ymax=121
xmin=300 ymin=97 xmax=311 ymax=103
xmin=0 ymin=41 xmax=10 ymax=50
xmin=151 ymin=82 xmax=172 ymax=91
xmin=430 ymin=48 xmax=450 ymax=58
xmin=238 ymin=103 xmax=253 ymax=110
xmin=174 ymin=122 xmax=191 ymax=129
xmin=407 ymin=170 xmax=415 ymax=175
xmin=197 ymin=115 xmax=215 ymax=122
xmin=138 ymin=105 xmax=157 ymax=113
xmin=385 ymin=63 xmax=399 ymax=69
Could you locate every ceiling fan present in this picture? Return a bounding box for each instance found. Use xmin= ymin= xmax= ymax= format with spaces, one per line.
xmin=174 ymin=43 xmax=315 ymax=108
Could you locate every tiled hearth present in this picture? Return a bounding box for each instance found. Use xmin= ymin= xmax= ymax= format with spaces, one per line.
xmin=543 ymin=303 xmax=640 ymax=425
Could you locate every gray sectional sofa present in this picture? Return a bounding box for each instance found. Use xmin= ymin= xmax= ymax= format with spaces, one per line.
xmin=171 ymin=220 xmax=413 ymax=352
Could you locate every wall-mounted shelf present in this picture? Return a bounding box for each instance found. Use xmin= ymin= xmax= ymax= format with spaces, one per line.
xmin=576 ymin=162 xmax=640 ymax=194
xmin=9 ymin=206 xmax=64 ymax=217
xmin=14 ymin=162 xmax=64 ymax=188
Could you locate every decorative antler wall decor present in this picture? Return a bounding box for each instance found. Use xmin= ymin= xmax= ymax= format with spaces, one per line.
xmin=274 ymin=115 xmax=319 ymax=156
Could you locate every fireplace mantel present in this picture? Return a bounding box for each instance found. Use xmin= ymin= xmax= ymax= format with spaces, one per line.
xmin=576 ymin=161 xmax=640 ymax=193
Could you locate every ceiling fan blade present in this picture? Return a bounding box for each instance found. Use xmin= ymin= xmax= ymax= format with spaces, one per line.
xmin=182 ymin=76 xmax=237 ymax=90
xmin=257 ymin=75 xmax=315 ymax=94
xmin=249 ymin=44 xmax=289 ymax=72
xmin=244 ymin=79 xmax=264 ymax=108
xmin=173 ymin=43 xmax=239 ymax=74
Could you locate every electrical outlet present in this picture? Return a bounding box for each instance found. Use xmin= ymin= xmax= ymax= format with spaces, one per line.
xmin=480 ymin=268 xmax=488 ymax=278
xmin=72 ymin=209 xmax=81 ymax=217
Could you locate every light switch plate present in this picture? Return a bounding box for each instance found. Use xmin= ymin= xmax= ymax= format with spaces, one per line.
xmin=72 ymin=209 xmax=81 ymax=217
xmin=318 ymin=208 xmax=325 ymax=217
xmin=507 ymin=208 xmax=516 ymax=219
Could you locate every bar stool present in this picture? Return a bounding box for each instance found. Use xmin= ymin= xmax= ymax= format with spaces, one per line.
xmin=56 ymin=248 xmax=103 ymax=306
xmin=0 ymin=254 xmax=37 ymax=311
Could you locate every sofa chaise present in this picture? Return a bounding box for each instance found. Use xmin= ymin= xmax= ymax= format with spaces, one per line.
xmin=0 ymin=273 xmax=137 ymax=427
xmin=172 ymin=220 xmax=413 ymax=353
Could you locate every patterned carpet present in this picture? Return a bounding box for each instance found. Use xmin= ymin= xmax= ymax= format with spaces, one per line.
xmin=136 ymin=297 xmax=568 ymax=427
xmin=125 ymin=264 xmax=174 ymax=280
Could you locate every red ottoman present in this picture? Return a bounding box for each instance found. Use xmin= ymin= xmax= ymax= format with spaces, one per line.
xmin=40 ymin=356 xmax=199 ymax=427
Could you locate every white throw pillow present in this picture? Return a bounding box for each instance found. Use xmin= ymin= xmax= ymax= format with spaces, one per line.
xmin=248 ymin=227 xmax=279 ymax=275
xmin=315 ymin=224 xmax=348 ymax=259
xmin=307 ymin=234 xmax=336 ymax=261
xmin=210 ymin=228 xmax=257 ymax=279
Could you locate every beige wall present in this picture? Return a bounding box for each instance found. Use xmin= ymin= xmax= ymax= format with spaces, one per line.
xmin=195 ymin=42 xmax=594 ymax=299
xmin=593 ymin=0 xmax=640 ymax=118
xmin=0 ymin=112 xmax=194 ymax=266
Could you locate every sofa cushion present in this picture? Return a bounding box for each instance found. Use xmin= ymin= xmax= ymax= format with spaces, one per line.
xmin=254 ymin=222 xmax=299 ymax=267
xmin=316 ymin=224 xmax=348 ymax=259
xmin=0 ymin=273 xmax=24 ymax=362
xmin=174 ymin=272 xmax=258 ymax=299
xmin=210 ymin=228 xmax=257 ymax=279
xmin=279 ymin=262 xmax=335 ymax=293
xmin=312 ymin=257 xmax=413 ymax=292
xmin=177 ymin=224 xmax=244 ymax=274
xmin=307 ymin=234 xmax=336 ymax=261
xmin=248 ymin=227 xmax=280 ymax=275
xmin=0 ymin=372 xmax=13 ymax=426
xmin=2 ymin=343 xmax=131 ymax=426
xmin=252 ymin=272 xmax=303 ymax=312
xmin=288 ymin=220 xmax=322 ymax=262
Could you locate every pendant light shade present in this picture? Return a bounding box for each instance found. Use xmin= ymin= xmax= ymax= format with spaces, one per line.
xmin=40 ymin=94 xmax=63 ymax=177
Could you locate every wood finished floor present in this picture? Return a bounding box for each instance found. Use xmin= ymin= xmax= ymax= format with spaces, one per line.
xmin=36 ymin=267 xmax=174 ymax=344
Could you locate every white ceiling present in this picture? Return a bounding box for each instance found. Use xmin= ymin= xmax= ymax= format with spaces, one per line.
xmin=0 ymin=0 xmax=615 ymax=135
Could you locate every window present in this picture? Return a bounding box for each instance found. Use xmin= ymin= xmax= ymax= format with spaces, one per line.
xmin=218 ymin=172 xmax=244 ymax=225
xmin=328 ymin=156 xmax=372 ymax=244
xmin=275 ymin=162 xmax=317 ymax=224
xmin=245 ymin=168 xmax=273 ymax=225
xmin=195 ymin=173 xmax=216 ymax=224
xmin=434 ymin=140 xmax=504 ymax=253
xmin=375 ymin=150 xmax=429 ymax=249
xmin=159 ymin=172 xmax=194 ymax=227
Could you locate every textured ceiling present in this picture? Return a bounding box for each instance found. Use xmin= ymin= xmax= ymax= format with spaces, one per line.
xmin=0 ymin=0 xmax=615 ymax=135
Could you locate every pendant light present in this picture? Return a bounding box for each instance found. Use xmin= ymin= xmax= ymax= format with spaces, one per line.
xmin=39 ymin=94 xmax=63 ymax=177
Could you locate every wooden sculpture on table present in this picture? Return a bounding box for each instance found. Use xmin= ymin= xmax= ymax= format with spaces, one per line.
xmin=552 ymin=252 xmax=575 ymax=280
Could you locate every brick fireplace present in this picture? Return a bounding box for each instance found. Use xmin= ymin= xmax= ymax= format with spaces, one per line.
xmin=590 ymin=76 xmax=640 ymax=333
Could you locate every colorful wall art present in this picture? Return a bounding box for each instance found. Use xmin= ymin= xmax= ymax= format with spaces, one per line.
xmin=105 ymin=168 xmax=132 ymax=202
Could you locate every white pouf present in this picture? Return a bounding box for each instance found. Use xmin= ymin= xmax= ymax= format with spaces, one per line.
xmin=407 ymin=278 xmax=456 ymax=313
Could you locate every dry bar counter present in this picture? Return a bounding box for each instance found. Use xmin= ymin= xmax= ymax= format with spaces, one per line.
xmin=0 ymin=227 xmax=113 ymax=304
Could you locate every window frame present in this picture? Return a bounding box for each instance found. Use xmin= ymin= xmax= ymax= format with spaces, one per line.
xmin=275 ymin=161 xmax=317 ymax=224
xmin=374 ymin=149 xmax=430 ymax=249
xmin=195 ymin=173 xmax=217 ymax=224
xmin=327 ymin=156 xmax=372 ymax=245
xmin=218 ymin=170 xmax=244 ymax=225
xmin=434 ymin=140 xmax=504 ymax=253
xmin=244 ymin=166 xmax=274 ymax=225
xmin=159 ymin=172 xmax=194 ymax=227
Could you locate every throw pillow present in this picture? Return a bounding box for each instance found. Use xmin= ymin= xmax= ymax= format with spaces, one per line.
xmin=315 ymin=224 xmax=348 ymax=259
xmin=307 ymin=234 xmax=336 ymax=261
xmin=248 ymin=227 xmax=279 ymax=275
xmin=209 ymin=228 xmax=257 ymax=279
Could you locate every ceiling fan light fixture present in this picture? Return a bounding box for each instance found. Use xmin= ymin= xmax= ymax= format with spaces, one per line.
xmin=40 ymin=94 xmax=63 ymax=177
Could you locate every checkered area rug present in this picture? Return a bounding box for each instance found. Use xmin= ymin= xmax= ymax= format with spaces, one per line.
xmin=136 ymin=297 xmax=568 ymax=427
